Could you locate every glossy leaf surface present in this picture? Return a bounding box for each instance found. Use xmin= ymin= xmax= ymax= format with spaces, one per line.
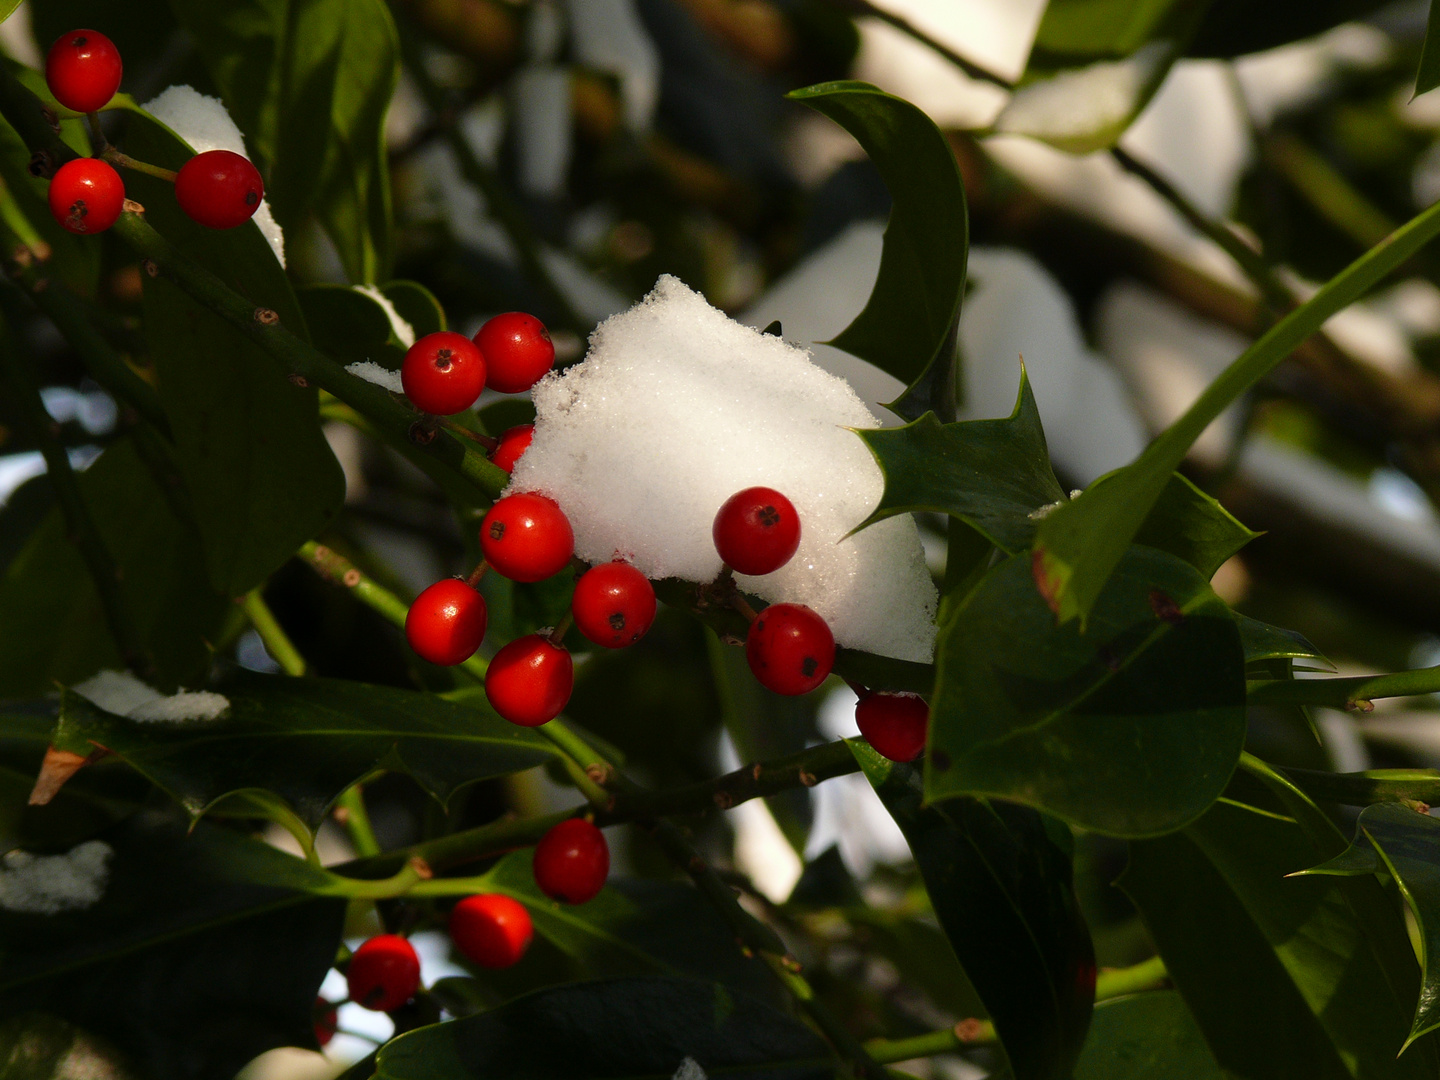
xmin=52 ymin=673 xmax=554 ymax=830
xmin=854 ymin=740 xmax=1095 ymax=1080
xmin=929 ymin=545 xmax=1245 ymax=837
xmin=789 ymin=81 xmax=967 ymax=422
xmin=1122 ymin=796 xmax=1437 ymax=1078
xmin=1073 ymin=992 xmax=1223 ymax=1080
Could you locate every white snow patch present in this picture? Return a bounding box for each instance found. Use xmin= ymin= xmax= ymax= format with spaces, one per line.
xmin=143 ymin=85 xmax=286 ymax=267
xmin=672 ymin=1058 xmax=707 ymax=1080
xmin=345 ymin=361 xmax=405 ymax=393
xmin=513 ymin=275 xmax=938 ymax=662
xmin=0 ymin=840 xmax=112 ymax=914
xmin=72 ymin=669 xmax=229 ymax=724
xmin=994 ymin=40 xmax=1173 ymax=153
xmin=354 ymin=285 xmax=416 ymax=348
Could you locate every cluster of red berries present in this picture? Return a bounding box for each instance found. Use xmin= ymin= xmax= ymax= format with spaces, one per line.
xmin=319 ymin=817 xmax=608 ymax=1031
xmin=400 ymin=312 xmax=554 ymax=417
xmin=44 ymin=29 xmax=265 ymax=236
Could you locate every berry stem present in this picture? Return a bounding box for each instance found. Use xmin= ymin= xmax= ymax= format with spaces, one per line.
xmin=241 ymin=587 xmax=307 ymax=676
xmin=335 ymin=786 xmax=382 ymax=858
xmin=464 ymin=560 xmax=488 ymax=588
xmin=100 ymin=146 xmax=178 ymax=183
xmin=440 ymin=416 xmax=498 ymax=451
xmin=547 ymin=613 xmax=573 ymax=646
xmin=84 ymin=111 xmax=107 ymax=153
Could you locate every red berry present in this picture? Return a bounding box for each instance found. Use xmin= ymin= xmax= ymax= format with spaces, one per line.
xmin=45 ymin=30 xmax=122 ymax=114
xmin=713 ymin=487 xmax=801 ymax=576
xmin=174 ymin=150 xmax=265 ymax=230
xmin=491 ymin=423 xmax=534 ymax=473
xmin=449 ymin=893 xmax=533 ymax=969
xmin=47 ymin=158 xmax=124 ymax=235
xmin=347 ymin=934 xmax=420 ymax=1012
xmin=533 ymin=818 xmax=609 ymax=904
xmin=745 ymin=602 xmax=834 ymax=695
xmin=474 ymin=312 xmax=555 ymax=394
xmin=572 ymin=562 xmax=656 ymax=649
xmin=314 ymin=997 xmax=338 ymax=1046
xmin=485 ymin=634 xmax=573 ymax=726
xmin=405 ymin=579 xmax=487 ymax=666
xmin=856 ymin=692 xmax=929 ymax=763
xmin=480 ymin=492 xmax=574 ymax=582
xmin=402 ymin=331 xmax=487 ymax=415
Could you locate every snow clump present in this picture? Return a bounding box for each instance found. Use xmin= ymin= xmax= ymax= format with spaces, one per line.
xmin=0 ymin=840 xmax=112 ymax=914
xmin=72 ymin=669 xmax=229 ymax=724
xmin=511 ymin=275 xmax=937 ymax=662
xmin=143 ymin=85 xmax=286 ymax=267
xmin=345 ymin=360 xmax=404 ymax=393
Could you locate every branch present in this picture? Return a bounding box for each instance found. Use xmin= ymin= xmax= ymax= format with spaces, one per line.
xmin=0 ymin=307 xmax=150 ymax=676
xmin=1279 ymin=765 xmax=1440 ymax=808
xmin=242 ymin=587 xmax=307 ymax=677
xmin=1248 ymin=666 xmax=1440 ymax=710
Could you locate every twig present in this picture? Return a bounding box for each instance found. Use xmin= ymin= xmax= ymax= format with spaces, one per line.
xmin=241 ymin=587 xmax=307 ymax=676
xmin=823 ymin=0 xmax=1012 ymax=89
xmin=335 ymin=786 xmax=383 ymax=858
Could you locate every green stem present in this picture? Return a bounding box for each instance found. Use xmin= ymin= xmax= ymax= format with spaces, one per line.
xmin=398 ymin=32 xmax=586 ymax=332
xmin=241 ymin=587 xmax=307 ymax=676
xmin=298 ymin=540 xmax=490 ymax=682
xmin=1035 ymin=190 xmax=1440 ymax=622
xmin=100 ymin=147 xmax=178 ymax=183
xmin=1264 ymin=132 xmax=1396 ymax=253
xmin=1248 ymin=666 xmax=1440 ymax=709
xmin=336 ymin=786 xmax=382 ymax=858
xmin=865 ymin=1028 xmax=969 ymax=1062
xmin=0 ymin=309 xmax=151 ymax=676
xmin=1096 ymin=954 xmax=1168 ymax=998
xmin=1278 ymin=765 xmax=1440 ymax=807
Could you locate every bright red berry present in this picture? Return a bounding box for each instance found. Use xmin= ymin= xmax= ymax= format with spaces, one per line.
xmin=400 ymin=330 xmax=486 ymax=415
xmin=347 ymin=934 xmax=420 ymax=1012
xmin=480 ymin=492 xmax=574 ymax=582
xmin=485 ymin=634 xmax=573 ymax=726
xmin=45 ymin=30 xmax=122 ymax=114
xmin=474 ymin=312 xmax=555 ymax=394
xmin=713 ymin=487 xmax=801 ymax=576
xmin=314 ymin=997 xmax=338 ymax=1047
xmin=856 ymin=692 xmax=929 ymax=763
xmin=405 ymin=578 xmax=487 ymax=666
xmin=572 ymin=562 xmax=656 ymax=649
xmin=47 ymin=158 xmax=124 ymax=235
xmin=491 ymin=423 xmax=534 ymax=473
xmin=745 ymin=602 xmax=834 ymax=695
xmin=449 ymin=893 xmax=534 ymax=969
xmin=174 ymin=150 xmax=265 ymax=230
xmin=533 ymin=818 xmax=609 ymax=904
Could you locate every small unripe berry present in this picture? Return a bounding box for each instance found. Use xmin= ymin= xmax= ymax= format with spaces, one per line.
xmin=491 ymin=423 xmax=534 ymax=474
xmin=45 ymin=30 xmax=122 ymax=114
xmin=474 ymin=312 xmax=555 ymax=394
xmin=449 ymin=893 xmax=533 ymax=969
xmin=485 ymin=634 xmax=573 ymax=726
xmin=745 ymin=602 xmax=834 ymax=695
xmin=480 ymin=492 xmax=574 ymax=582
xmin=347 ymin=934 xmax=420 ymax=1012
xmin=174 ymin=150 xmax=265 ymax=229
xmin=855 ymin=692 xmax=929 ymax=763
xmin=572 ymin=562 xmax=656 ymax=649
xmin=713 ymin=487 xmax=801 ymax=576
xmin=405 ymin=579 xmax=487 ymax=666
xmin=533 ymin=818 xmax=609 ymax=904
xmin=401 ymin=331 xmax=487 ymax=415
xmin=48 ymin=158 xmax=124 ymax=235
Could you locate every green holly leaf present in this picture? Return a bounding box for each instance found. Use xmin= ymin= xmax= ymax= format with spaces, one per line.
xmin=853 ymin=740 xmax=1095 ymax=1080
xmin=788 ymin=81 xmax=967 ymax=423
xmin=53 ymin=672 xmax=555 ymax=832
xmin=1298 ymin=802 xmax=1440 ymax=1050
xmin=928 ymin=545 xmax=1245 ymax=837
xmin=1074 ymin=992 xmax=1223 ymax=1079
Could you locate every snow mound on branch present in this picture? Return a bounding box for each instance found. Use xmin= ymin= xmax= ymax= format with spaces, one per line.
xmin=143 ymin=85 xmax=286 ymax=268
xmin=0 ymin=840 xmax=111 ymax=914
xmin=346 ymin=360 xmax=404 ymax=392
xmin=512 ymin=275 xmax=937 ymax=662
xmin=73 ymin=669 xmax=229 ymax=724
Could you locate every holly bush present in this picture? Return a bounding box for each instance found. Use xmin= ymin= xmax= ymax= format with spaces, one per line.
xmin=8 ymin=2 xmax=1440 ymax=1079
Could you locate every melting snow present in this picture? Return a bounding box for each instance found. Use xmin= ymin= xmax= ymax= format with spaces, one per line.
xmin=0 ymin=840 xmax=112 ymax=914
xmin=345 ymin=361 xmax=405 ymax=393
xmin=143 ymin=85 xmax=287 ymax=267
xmin=512 ymin=275 xmax=937 ymax=662
xmin=672 ymin=1058 xmax=706 ymax=1080
xmin=72 ymin=669 xmax=229 ymax=724
xmin=354 ymin=285 xmax=416 ymax=348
